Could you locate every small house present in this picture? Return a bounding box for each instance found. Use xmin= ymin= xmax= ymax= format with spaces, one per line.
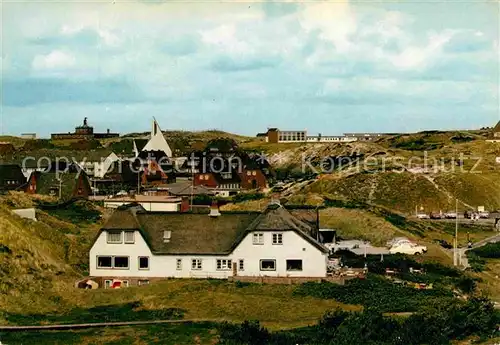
xmin=26 ymin=171 xmax=92 ymax=200
xmin=0 ymin=164 xmax=27 ymax=193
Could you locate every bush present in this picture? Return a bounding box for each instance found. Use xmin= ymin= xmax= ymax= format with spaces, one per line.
xmin=232 ymin=192 xmax=265 ymax=203
xmin=466 ymin=252 xmax=486 ymax=272
xmin=470 ymin=242 xmax=500 ymax=259
xmin=218 ymin=298 xmax=499 ymax=344
xmin=293 ymin=275 xmax=454 ymax=313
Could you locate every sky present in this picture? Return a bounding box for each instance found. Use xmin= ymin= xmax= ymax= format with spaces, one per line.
xmin=1 ymin=0 xmax=499 ymax=138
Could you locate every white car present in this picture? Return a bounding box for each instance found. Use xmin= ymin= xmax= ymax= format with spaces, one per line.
xmin=390 ymin=243 xmax=427 ymax=255
xmin=416 ymin=213 xmax=430 ymax=219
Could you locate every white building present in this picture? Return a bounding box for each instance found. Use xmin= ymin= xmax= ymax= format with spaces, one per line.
xmin=103 ymin=195 xmax=186 ymax=212
xmin=134 ymin=118 xmax=173 ymax=158
xmin=78 ymin=152 xmax=121 ymax=178
xmin=89 ymin=202 xmax=329 ymax=287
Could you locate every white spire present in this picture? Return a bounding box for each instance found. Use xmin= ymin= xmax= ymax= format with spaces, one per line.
xmin=141 ymin=118 xmax=173 ymax=157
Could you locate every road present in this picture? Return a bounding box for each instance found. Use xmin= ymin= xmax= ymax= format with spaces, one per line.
xmin=458 ymin=232 xmax=500 ymax=269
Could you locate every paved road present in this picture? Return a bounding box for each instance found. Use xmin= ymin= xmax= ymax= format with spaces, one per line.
xmin=459 ymin=232 xmax=500 ymax=269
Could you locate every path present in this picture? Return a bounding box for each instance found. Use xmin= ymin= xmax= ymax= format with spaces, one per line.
xmin=458 ymin=233 xmax=500 ymax=269
xmin=0 ymin=319 xmax=225 ymax=332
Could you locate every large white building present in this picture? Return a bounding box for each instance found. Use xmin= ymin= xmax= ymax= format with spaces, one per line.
xmin=89 ymin=202 xmax=329 ymax=287
xmin=134 ymin=119 xmax=173 ymax=158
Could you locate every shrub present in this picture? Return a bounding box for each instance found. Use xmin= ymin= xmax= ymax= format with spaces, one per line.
xmin=232 ymin=192 xmax=265 ymax=203
xmin=293 ymin=275 xmax=454 ymax=313
xmin=470 ymin=242 xmax=500 ymax=259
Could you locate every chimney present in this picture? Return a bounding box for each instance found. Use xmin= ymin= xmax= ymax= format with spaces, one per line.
xmin=180 ymin=197 xmax=190 ymax=213
xmin=209 ymin=200 xmax=221 ymax=217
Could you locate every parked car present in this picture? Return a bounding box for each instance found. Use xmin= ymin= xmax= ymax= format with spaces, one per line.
xmin=479 ymin=211 xmax=490 ymax=219
xmin=444 ymin=211 xmax=457 ymax=219
xmin=389 ymin=243 xmax=428 ymax=255
xmin=430 ymin=213 xmax=444 ymax=219
xmin=416 ymin=213 xmax=430 ymax=219
xmin=435 ymin=239 xmax=453 ymax=249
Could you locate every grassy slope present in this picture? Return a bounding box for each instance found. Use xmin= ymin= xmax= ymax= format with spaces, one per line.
xmin=0 ymin=193 xmax=358 ymax=329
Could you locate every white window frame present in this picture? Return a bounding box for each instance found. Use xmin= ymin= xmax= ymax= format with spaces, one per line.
xmin=260 ymin=259 xmax=276 ymax=271
xmin=272 ymin=233 xmax=283 ymax=245
xmin=238 ymin=259 xmax=244 ymax=271
xmin=104 ymin=280 xmax=113 ymax=289
xmin=97 ymin=256 xmax=113 ymax=269
xmin=191 ymin=258 xmax=202 ymax=270
xmin=138 ymin=256 xmax=150 ymax=270
xmin=216 ymin=259 xmax=232 ymax=271
xmin=124 ymin=231 xmax=135 ymax=244
xmin=107 ymin=231 xmax=122 ymax=244
xmin=286 ymin=259 xmax=303 ymax=271
xmin=113 ymin=256 xmax=130 ymax=270
xmin=253 ymin=233 xmax=264 ymax=245
xmin=176 ymin=259 xmax=182 ymax=271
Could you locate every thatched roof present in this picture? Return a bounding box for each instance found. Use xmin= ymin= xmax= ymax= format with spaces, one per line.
xmin=99 ymin=203 xmax=328 ymax=255
xmin=33 ymin=171 xmax=90 ymax=200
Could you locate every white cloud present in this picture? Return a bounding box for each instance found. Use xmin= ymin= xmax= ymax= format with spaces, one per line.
xmin=299 ymin=0 xmax=356 ymax=53
xmin=32 ymin=50 xmax=76 ymax=70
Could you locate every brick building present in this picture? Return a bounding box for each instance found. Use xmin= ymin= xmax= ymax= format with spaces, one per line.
xmin=51 ymin=118 xmax=119 ymax=140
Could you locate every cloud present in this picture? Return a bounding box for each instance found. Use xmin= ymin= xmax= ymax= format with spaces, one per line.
xmin=1 ymin=0 xmax=497 ymax=136
xmin=32 ymin=50 xmax=76 ymax=71
xmin=210 ymin=56 xmax=280 ymax=72
xmin=161 ymin=36 xmax=199 ymax=56
xmin=3 ymin=77 xmax=145 ymax=107
xmin=299 ymin=0 xmax=357 ymax=53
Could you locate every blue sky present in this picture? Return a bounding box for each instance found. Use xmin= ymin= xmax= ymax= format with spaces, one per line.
xmin=1 ymin=0 xmax=499 ymax=137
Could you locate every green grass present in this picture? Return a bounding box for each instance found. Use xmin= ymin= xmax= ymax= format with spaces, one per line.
xmin=0 ymin=322 xmax=220 ymax=345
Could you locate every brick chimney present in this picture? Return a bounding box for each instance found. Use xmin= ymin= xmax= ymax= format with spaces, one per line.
xmin=180 ymin=197 xmax=190 ymax=213
xmin=209 ymin=200 xmax=221 ymax=217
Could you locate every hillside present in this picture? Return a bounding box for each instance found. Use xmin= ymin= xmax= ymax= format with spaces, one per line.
xmin=254 ymin=132 xmax=500 ymax=215
xmin=0 ymin=193 xmax=357 ymax=328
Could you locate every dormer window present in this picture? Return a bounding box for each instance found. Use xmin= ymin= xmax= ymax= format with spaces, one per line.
xmin=124 ymin=231 xmax=135 ymax=244
xmin=163 ymin=230 xmax=172 ymax=243
xmin=107 ymin=231 xmax=122 ymax=244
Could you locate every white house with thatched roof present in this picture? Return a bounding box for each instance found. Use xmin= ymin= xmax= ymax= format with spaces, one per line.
xmin=88 ymin=202 xmax=329 ymax=287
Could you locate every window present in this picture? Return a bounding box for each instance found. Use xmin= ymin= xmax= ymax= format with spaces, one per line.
xmin=191 ymin=259 xmax=202 ymax=270
xmin=138 ymin=256 xmax=149 ymax=270
xmin=163 ymin=231 xmax=172 ymax=243
xmin=253 ymin=233 xmax=264 ymax=245
xmin=114 ymin=256 xmax=129 ymax=269
xmin=107 ymin=231 xmax=122 ymax=244
xmin=247 ymin=171 xmax=251 ymax=176
xmin=122 ymin=280 xmax=129 ymax=287
xmin=260 ymin=259 xmax=276 ymax=271
xmin=252 ymin=171 xmax=257 ymax=176
xmin=199 ymin=175 xmax=203 ymax=180
xmin=97 ymin=256 xmax=112 ymax=268
xmin=104 ymin=280 xmax=112 ymax=289
xmin=238 ymin=259 xmax=244 ymax=271
xmin=272 ymin=233 xmax=283 ymax=245
xmin=138 ymin=280 xmax=150 ymax=286
xmin=286 ymin=260 xmax=303 ymax=271
xmin=176 ymin=259 xmax=182 ymax=270
xmin=216 ymin=259 xmax=232 ymax=271
xmin=124 ymin=231 xmax=135 ymax=244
